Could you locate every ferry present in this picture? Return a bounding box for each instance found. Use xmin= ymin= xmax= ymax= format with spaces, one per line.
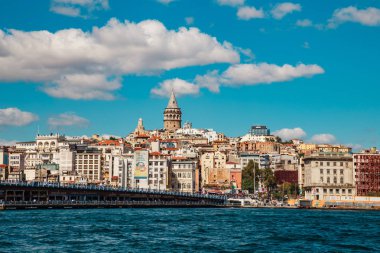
xmin=227 ymin=198 xmax=257 ymax=207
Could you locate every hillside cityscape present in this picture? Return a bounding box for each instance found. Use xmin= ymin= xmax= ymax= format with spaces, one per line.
xmin=1 ymin=91 xmax=379 ymax=207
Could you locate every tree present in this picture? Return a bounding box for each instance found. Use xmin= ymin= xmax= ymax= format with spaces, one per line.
xmin=242 ymin=160 xmax=260 ymax=193
xmin=261 ymin=167 xmax=277 ymax=200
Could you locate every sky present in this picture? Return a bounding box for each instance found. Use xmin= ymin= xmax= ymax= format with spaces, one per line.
xmin=0 ymin=0 xmax=379 ymax=149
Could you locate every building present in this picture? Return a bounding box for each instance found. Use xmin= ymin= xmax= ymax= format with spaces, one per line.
xmin=58 ymin=145 xmax=76 ymax=175
xmin=148 ymin=152 xmax=169 ymax=190
xmin=250 ymin=125 xmax=270 ymax=136
xmin=200 ymin=151 xmax=227 ymax=187
xmin=170 ymin=157 xmax=198 ymax=193
xmin=354 ymin=150 xmax=380 ymax=196
xmin=301 ymin=153 xmax=355 ymax=201
xmin=75 ymin=148 xmax=102 ymax=183
xmin=226 ymin=162 xmax=242 ymax=190
xmin=239 ymin=153 xmax=270 ymax=170
xmin=0 ymin=146 xmax=9 ymax=165
xmin=8 ymin=151 xmax=25 ymax=177
xmin=163 ymin=90 xmax=182 ymax=131
xmin=239 ymin=141 xmax=280 ymax=154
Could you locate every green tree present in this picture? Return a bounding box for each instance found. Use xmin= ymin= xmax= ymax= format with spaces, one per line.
xmin=260 ymin=167 xmax=277 ymax=199
xmin=242 ymin=160 xmax=260 ymax=193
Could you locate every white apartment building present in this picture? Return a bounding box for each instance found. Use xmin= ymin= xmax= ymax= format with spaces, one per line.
xmin=58 ymin=145 xmax=76 ymax=175
xmin=301 ymin=153 xmax=355 ymax=201
xmin=148 ymin=152 xmax=169 ymax=190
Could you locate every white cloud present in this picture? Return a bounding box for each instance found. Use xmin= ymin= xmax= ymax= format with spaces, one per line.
xmin=151 ymin=78 xmax=200 ymax=97
xmin=48 ymin=112 xmax=89 ymax=129
xmin=50 ymin=0 xmax=109 ymax=18
xmin=237 ymin=6 xmax=265 ymax=20
xmin=156 ymin=62 xmax=324 ymax=96
xmin=157 ymin=0 xmax=175 ymax=4
xmin=273 ymin=127 xmax=306 ymax=141
xmin=0 ymin=108 xmax=38 ymax=126
xmin=50 ymin=6 xmax=81 ymax=17
xmin=195 ymin=70 xmax=221 ymax=93
xmin=0 ymin=18 xmax=239 ymax=100
xmin=42 ymin=74 xmax=121 ymax=100
xmin=271 ymin=2 xmax=301 ymax=20
xmin=328 ymin=6 xmax=380 ymax=28
xmin=220 ymin=63 xmax=324 ymax=86
xmin=185 ymin=17 xmax=194 ymax=25
xmin=311 ymin=134 xmax=336 ymax=144
xmin=296 ymin=19 xmax=313 ymax=27
xmin=217 ymin=0 xmax=245 ymax=7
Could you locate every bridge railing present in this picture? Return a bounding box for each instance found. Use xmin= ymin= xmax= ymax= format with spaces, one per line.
xmin=0 ymin=200 xmax=226 ymax=207
xmin=0 ymin=181 xmax=226 ymax=201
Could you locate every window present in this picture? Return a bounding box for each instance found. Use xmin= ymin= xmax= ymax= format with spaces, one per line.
xmin=340 ymin=177 xmax=344 ymax=184
xmin=336 ymin=189 xmax=340 ymax=194
xmin=327 ymin=169 xmax=330 ymax=174
xmin=320 ymin=162 xmax=323 ymax=166
xmin=320 ymin=177 xmax=324 ymax=183
xmin=327 ymin=177 xmax=330 ymax=183
xmin=329 ymin=189 xmax=333 ymax=194
xmin=333 ymin=162 xmax=337 ymax=166
xmin=333 ymin=169 xmax=337 ymax=174
xmin=340 ymin=169 xmax=344 ymax=175
xmin=340 ymin=162 xmax=343 ymax=166
xmin=327 ymin=162 xmax=330 ymax=166
xmin=342 ymin=189 xmax=346 ymax=194
xmin=348 ymin=189 xmax=352 ymax=194
xmin=334 ymin=177 xmax=337 ymax=184
xmin=323 ymin=189 xmax=327 ymax=193
xmin=320 ymin=169 xmax=323 ymax=174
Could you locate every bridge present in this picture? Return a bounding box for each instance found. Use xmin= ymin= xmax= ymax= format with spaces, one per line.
xmin=0 ymin=181 xmax=226 ymax=210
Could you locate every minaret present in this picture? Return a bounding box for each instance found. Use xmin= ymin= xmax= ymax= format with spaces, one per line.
xmin=163 ymin=90 xmax=182 ymax=131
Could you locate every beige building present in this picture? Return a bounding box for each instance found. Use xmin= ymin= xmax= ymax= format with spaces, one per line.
xmin=300 ymin=153 xmax=355 ymax=201
xmin=200 ymin=151 xmax=227 ymax=187
xmin=170 ymin=157 xmax=198 ymax=193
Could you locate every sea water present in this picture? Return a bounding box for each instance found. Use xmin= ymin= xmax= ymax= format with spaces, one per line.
xmin=1 ymin=208 xmax=380 ymax=252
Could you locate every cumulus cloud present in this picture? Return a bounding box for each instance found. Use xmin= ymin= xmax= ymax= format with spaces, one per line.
xmin=0 ymin=18 xmax=239 ymax=100
xmin=154 ymin=63 xmax=324 ymax=96
xmin=0 ymin=108 xmax=38 ymax=126
xmin=311 ymin=134 xmax=336 ymax=144
xmin=328 ymin=6 xmax=380 ymax=28
xmin=195 ymin=70 xmax=221 ymax=93
xmin=220 ymin=63 xmax=324 ymax=86
xmin=273 ymin=127 xmax=306 ymax=141
xmin=42 ymin=74 xmax=121 ymax=100
xmin=50 ymin=0 xmax=109 ymax=18
xmin=157 ymin=0 xmax=175 ymax=4
xmin=271 ymin=2 xmax=301 ymax=20
xmin=151 ymin=78 xmax=200 ymax=97
xmin=48 ymin=112 xmax=89 ymax=129
xmin=217 ymin=0 xmax=245 ymax=7
xmin=237 ymin=6 xmax=265 ymax=20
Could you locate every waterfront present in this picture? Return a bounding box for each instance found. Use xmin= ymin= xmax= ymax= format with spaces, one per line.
xmin=1 ymin=209 xmax=380 ymax=252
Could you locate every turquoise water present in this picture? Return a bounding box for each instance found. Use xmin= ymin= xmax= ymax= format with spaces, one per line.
xmin=1 ymin=208 xmax=380 ymax=252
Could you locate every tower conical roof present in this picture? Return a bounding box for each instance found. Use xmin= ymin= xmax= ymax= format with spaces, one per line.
xmin=166 ymin=90 xmax=179 ymax=109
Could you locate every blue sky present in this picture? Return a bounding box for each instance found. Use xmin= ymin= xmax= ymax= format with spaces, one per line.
xmin=0 ymin=0 xmax=379 ymax=149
